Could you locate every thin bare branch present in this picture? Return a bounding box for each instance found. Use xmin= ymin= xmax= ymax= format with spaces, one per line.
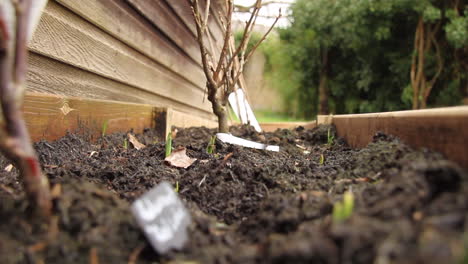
xmin=203 ymin=0 xmax=211 ymax=29
xmin=225 ymin=0 xmax=262 ymax=73
xmin=234 ymin=0 xmax=290 ymax=12
xmin=188 ymin=0 xmax=217 ymax=88
xmin=244 ymin=8 xmax=281 ymax=64
xmin=188 ymin=0 xmax=276 ymax=132
xmin=214 ymin=0 xmax=233 ymax=82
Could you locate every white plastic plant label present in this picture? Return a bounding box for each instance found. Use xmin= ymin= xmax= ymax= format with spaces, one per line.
xmin=131 ymin=181 xmax=191 ymax=254
xmin=216 ymin=133 xmax=279 ymax=152
xmin=228 ymin=89 xmax=262 ymax=132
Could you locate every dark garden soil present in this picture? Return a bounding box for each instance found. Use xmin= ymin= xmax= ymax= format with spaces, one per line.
xmin=0 ymin=125 xmax=467 ymax=264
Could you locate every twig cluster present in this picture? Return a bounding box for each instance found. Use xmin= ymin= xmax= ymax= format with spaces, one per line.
xmin=186 ymin=0 xmax=281 ymax=132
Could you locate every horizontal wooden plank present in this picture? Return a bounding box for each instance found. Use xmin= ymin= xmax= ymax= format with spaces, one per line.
xmin=317 ymin=107 xmax=468 ymax=169
xmin=22 ymin=93 xmax=165 ymax=142
xmin=126 ymin=0 xmax=201 ymax=63
xmin=163 ymin=0 xmax=197 ymax=37
xmin=166 ymin=108 xmax=218 ymax=137
xmin=55 ymin=0 xmax=206 ymax=89
xmin=30 ymin=1 xmax=211 ymax=113
xmin=162 ymin=0 xmax=223 ymax=60
xmin=26 ymin=52 xmax=217 ymax=122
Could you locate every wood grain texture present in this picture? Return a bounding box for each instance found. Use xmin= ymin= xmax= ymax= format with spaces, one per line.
xmin=166 ymin=108 xmax=218 ymax=137
xmin=126 ymin=0 xmax=201 ymax=63
xmin=162 ymin=0 xmax=224 ymax=60
xmin=22 ymin=93 xmax=164 ymax=142
xmin=163 ymin=0 xmax=197 ymax=37
xmin=317 ymin=107 xmax=468 ymax=169
xmin=26 ymin=53 xmax=216 ymax=121
xmin=55 ymin=0 xmax=206 ymax=89
xmin=30 ymin=1 xmax=211 ymax=112
xmin=18 ymin=93 xmax=218 ymax=143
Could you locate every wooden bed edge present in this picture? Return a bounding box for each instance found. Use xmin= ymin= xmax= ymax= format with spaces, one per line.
xmin=317 ymin=106 xmax=468 ymax=169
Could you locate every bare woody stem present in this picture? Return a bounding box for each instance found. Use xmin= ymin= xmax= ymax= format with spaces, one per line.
xmin=227 ymin=10 xmax=281 ymax=89
xmin=213 ymin=0 xmax=233 ymax=82
xmin=0 ymin=0 xmax=51 ymax=218
xmin=187 ymin=0 xmax=280 ymax=132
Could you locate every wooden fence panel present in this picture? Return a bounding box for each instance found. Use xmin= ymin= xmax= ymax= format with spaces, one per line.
xmin=23 ymin=93 xmax=164 ymax=142
xmin=55 ymin=0 xmax=206 ymax=89
xmin=30 ymin=2 xmax=211 ymax=114
xmin=22 ymin=0 xmax=234 ymax=140
xmin=27 ymin=53 xmax=216 ymax=121
xmin=126 ymin=0 xmax=201 ymax=63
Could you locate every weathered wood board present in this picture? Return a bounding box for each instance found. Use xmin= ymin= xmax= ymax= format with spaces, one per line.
xmin=22 ymin=93 xmax=164 ymax=142
xmin=26 ymin=0 xmax=235 ymax=123
xmin=55 ymin=0 xmax=206 ymax=89
xmin=17 ymin=93 xmax=218 ymax=143
xmin=166 ymin=108 xmax=218 ymax=137
xmin=30 ymin=2 xmax=210 ymax=113
xmin=126 ymin=0 xmax=201 ymax=63
xmin=27 ymin=53 xmax=215 ymax=121
xmin=317 ymin=106 xmax=468 ymax=169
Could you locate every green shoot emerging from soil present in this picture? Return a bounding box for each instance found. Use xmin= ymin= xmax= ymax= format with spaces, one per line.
xmin=332 ymin=190 xmax=354 ymax=223
xmin=327 ymin=128 xmax=334 ymax=146
xmin=123 ymin=139 xmax=128 ymax=150
xmin=165 ymin=132 xmax=173 ymax=157
xmin=319 ymin=154 xmax=325 ymax=165
xmin=206 ymin=136 xmax=216 ymax=154
xmin=102 ymin=120 xmax=109 ymax=137
xmin=460 ymin=233 xmax=468 ymax=264
xmin=174 ymin=181 xmax=179 ymax=193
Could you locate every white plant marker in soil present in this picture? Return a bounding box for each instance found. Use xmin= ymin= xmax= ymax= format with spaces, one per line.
xmin=228 ymin=89 xmax=262 ymax=132
xmin=225 ymin=89 xmax=278 ymax=151
xmin=131 ymin=182 xmax=191 ymax=254
xmin=216 ymin=133 xmax=280 ymax=152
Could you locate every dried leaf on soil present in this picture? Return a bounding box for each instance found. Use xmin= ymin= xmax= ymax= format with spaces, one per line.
xmin=4 ymin=164 xmax=13 ymax=172
xmin=127 ymin=133 xmax=146 ymax=150
xmin=50 ymin=184 xmax=62 ymax=199
xmin=164 ymin=147 xmax=197 ymax=169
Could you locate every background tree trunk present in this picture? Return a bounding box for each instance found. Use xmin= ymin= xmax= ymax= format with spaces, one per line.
xmin=318 ymin=49 xmax=329 ymax=115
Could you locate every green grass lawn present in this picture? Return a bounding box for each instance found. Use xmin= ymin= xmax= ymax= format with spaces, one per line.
xmin=254 ymin=110 xmax=308 ymax=123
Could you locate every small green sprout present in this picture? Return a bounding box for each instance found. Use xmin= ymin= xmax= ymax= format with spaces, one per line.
xmin=206 ymin=135 xmax=216 ymax=154
xmin=327 ymin=128 xmax=334 ymax=146
xmin=123 ymin=138 xmax=128 ymax=150
xmin=460 ymin=233 xmax=468 ymax=264
xmin=165 ymin=132 xmax=173 ymax=157
xmin=332 ymin=190 xmax=354 ymax=223
xmin=174 ymin=181 xmax=179 ymax=193
xmin=319 ymin=154 xmax=325 ymax=165
xmin=102 ymin=120 xmax=109 ymax=137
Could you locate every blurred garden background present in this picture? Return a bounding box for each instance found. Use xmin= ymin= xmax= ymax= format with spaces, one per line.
xmin=234 ymin=0 xmax=467 ymax=121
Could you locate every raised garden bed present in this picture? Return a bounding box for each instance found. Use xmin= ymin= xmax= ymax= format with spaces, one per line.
xmin=1 ymin=124 xmax=467 ymax=263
